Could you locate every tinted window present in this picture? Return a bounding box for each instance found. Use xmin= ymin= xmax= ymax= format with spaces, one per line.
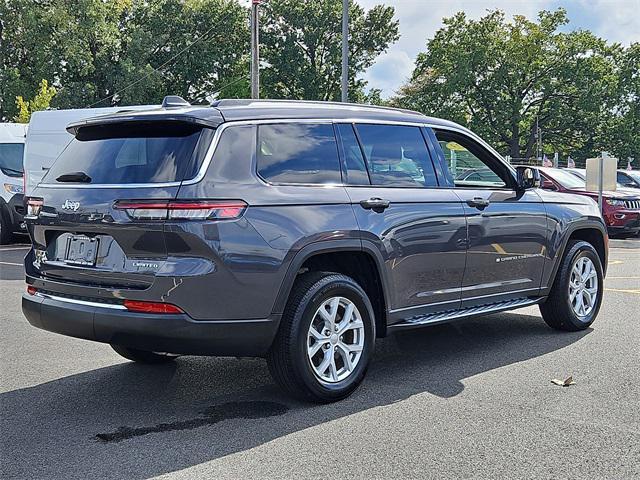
xmin=257 ymin=123 xmax=341 ymax=184
xmin=355 ymin=124 xmax=437 ymax=187
xmin=44 ymin=122 xmax=213 ymax=184
xmin=336 ymin=124 xmax=369 ymax=185
xmin=435 ymin=130 xmax=509 ymax=188
xmin=0 ymin=143 xmax=24 ymax=177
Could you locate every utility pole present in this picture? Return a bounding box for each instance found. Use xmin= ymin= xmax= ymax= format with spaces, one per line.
xmin=250 ymin=0 xmax=261 ymax=99
xmin=341 ymin=0 xmax=348 ymax=102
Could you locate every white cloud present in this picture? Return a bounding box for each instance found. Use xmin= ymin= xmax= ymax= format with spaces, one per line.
xmin=358 ymin=0 xmax=639 ymax=97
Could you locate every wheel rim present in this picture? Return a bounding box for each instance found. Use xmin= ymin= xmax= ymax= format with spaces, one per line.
xmin=569 ymin=256 xmax=598 ymax=319
xmin=307 ymin=296 xmax=365 ymax=384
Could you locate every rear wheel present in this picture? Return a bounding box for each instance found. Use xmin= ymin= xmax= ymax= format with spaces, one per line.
xmin=540 ymin=240 xmax=604 ymax=331
xmin=110 ymin=344 xmax=178 ymax=364
xmin=267 ymin=272 xmax=375 ymax=403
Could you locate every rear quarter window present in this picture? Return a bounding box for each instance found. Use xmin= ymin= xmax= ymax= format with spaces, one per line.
xmin=43 ymin=122 xmax=214 ymax=184
xmin=257 ymin=123 xmax=341 ymax=184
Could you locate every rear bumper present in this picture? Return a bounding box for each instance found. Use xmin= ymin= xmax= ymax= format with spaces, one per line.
xmin=22 ymin=292 xmax=281 ymax=357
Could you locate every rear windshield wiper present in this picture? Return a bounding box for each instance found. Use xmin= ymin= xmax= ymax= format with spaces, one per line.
xmin=56 ymin=171 xmax=92 ymax=183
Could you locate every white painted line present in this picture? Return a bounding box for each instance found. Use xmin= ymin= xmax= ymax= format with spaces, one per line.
xmin=0 ymin=246 xmax=30 ymax=251
xmin=0 ymin=261 xmax=22 ymax=267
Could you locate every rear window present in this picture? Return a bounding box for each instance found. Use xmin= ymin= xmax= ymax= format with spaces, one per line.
xmin=0 ymin=143 xmax=25 ymax=177
xmin=43 ymin=122 xmax=213 ymax=184
xmin=257 ymin=123 xmax=341 ymax=184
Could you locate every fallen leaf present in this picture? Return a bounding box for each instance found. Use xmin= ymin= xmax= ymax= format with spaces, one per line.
xmin=551 ymin=376 xmax=575 ymax=387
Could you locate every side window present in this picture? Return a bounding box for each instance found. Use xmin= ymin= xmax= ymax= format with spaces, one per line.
xmin=355 ymin=124 xmax=438 ymax=187
xmin=434 ymin=130 xmax=511 ymax=188
xmin=257 ymin=123 xmax=341 ymax=184
xmin=335 ymin=123 xmax=369 ymax=185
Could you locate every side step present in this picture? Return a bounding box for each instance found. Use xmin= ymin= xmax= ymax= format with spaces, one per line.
xmin=389 ymin=297 xmax=542 ymax=330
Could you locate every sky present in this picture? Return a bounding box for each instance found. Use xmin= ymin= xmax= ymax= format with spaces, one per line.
xmin=358 ymin=0 xmax=640 ymax=98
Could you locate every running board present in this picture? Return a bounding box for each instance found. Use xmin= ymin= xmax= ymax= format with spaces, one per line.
xmin=389 ymin=297 xmax=542 ymax=329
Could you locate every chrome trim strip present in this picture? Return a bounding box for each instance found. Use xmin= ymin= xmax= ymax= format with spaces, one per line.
xmin=37 ymin=116 xmax=515 ymax=189
xmin=34 ymin=292 xmax=126 ymax=310
xmin=389 ymin=287 xmax=539 ymax=314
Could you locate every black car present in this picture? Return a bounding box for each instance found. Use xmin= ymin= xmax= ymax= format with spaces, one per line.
xmin=22 ymin=97 xmax=608 ymax=402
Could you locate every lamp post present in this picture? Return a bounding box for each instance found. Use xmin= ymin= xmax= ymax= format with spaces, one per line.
xmin=250 ymin=0 xmax=261 ymax=99
xmin=341 ymin=0 xmax=348 ymax=102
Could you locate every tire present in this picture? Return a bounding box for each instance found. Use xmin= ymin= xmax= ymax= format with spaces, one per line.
xmin=0 ymin=208 xmax=14 ymax=245
xmin=267 ymin=272 xmax=376 ymax=403
xmin=110 ymin=344 xmax=178 ymax=364
xmin=540 ymin=240 xmax=604 ymax=331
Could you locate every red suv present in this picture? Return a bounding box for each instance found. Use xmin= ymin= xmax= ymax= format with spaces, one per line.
xmin=536 ymin=167 xmax=640 ymax=237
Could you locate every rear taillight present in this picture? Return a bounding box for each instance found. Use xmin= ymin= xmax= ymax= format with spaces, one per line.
xmin=26 ymin=285 xmax=37 ymax=295
xmin=114 ymin=200 xmax=247 ymax=220
xmin=123 ymin=300 xmax=184 ymax=314
xmin=26 ymin=197 xmax=44 ymax=217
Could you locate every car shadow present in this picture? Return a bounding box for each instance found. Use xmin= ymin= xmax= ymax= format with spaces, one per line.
xmin=0 ymin=312 xmax=589 ymax=479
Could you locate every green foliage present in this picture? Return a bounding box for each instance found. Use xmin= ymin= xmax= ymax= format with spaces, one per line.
xmin=260 ymin=0 xmax=399 ymax=101
xmin=597 ymin=43 xmax=640 ymax=163
xmin=393 ymin=9 xmax=623 ymax=160
xmin=14 ymin=79 xmax=57 ymax=123
xmin=0 ymin=0 xmax=249 ymax=118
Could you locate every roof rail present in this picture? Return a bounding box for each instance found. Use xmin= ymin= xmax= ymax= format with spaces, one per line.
xmin=162 ymin=95 xmax=190 ymax=108
xmin=210 ymin=98 xmax=423 ymax=116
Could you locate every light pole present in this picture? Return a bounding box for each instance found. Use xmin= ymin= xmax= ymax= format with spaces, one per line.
xmin=341 ymin=0 xmax=348 ymax=102
xmin=250 ymin=0 xmax=261 ymax=99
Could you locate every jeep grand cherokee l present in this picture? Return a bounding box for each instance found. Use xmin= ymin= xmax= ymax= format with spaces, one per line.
xmin=22 ymin=97 xmax=608 ymax=403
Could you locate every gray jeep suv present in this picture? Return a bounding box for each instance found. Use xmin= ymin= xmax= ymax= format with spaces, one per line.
xmin=22 ymin=97 xmax=607 ymax=402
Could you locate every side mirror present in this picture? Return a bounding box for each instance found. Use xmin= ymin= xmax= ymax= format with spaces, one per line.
xmin=516 ymin=166 xmax=541 ymax=190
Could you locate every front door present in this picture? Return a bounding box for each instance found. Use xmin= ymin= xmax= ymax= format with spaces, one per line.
xmin=430 ymin=128 xmax=548 ymax=306
xmin=335 ymin=123 xmax=467 ymax=321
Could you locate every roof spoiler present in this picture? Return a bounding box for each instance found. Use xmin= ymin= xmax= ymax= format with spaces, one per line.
xmin=161 ymin=95 xmax=190 ymax=108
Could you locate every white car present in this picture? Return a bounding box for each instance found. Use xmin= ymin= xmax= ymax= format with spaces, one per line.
xmin=0 ymin=123 xmax=28 ymax=243
xmin=24 ymin=106 xmax=156 ymax=195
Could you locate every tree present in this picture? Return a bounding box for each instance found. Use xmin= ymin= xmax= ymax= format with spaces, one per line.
xmin=260 ymin=0 xmax=399 ymax=101
xmin=393 ymin=9 xmax=618 ymax=160
xmin=0 ymin=0 xmax=249 ymax=119
xmin=14 ymin=79 xmax=57 ymax=123
xmin=597 ymin=43 xmax=640 ymax=163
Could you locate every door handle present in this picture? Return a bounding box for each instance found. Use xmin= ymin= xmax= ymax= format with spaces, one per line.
xmin=466 ymin=197 xmax=490 ymax=209
xmin=359 ymin=197 xmax=390 ymax=212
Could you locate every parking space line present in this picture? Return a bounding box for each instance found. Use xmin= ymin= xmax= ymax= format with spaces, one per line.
xmin=0 ymin=246 xmax=30 ymax=251
xmin=605 ymin=288 xmax=640 ymax=295
xmin=0 ymin=261 xmax=22 ymax=267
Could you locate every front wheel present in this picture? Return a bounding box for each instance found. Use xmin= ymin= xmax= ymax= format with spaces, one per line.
xmin=110 ymin=344 xmax=178 ymax=364
xmin=540 ymin=240 xmax=604 ymax=331
xmin=267 ymin=272 xmax=376 ymax=403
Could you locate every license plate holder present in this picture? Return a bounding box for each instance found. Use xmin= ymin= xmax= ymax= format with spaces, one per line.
xmin=64 ymin=235 xmax=99 ymax=266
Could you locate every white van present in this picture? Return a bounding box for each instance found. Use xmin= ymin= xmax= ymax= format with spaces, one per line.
xmin=24 ymin=106 xmax=156 ymax=195
xmin=0 ymin=123 xmax=28 ymax=243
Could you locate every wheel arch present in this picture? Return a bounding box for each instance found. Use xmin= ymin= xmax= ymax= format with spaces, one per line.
xmin=543 ymin=221 xmax=608 ymax=294
xmin=272 ymin=240 xmax=391 ymax=337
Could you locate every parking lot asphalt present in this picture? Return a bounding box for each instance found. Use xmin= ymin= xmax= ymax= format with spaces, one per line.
xmin=1 ymin=239 xmax=639 ymax=479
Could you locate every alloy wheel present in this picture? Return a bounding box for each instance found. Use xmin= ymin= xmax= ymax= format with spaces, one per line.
xmin=306 ymin=296 xmax=365 ymax=383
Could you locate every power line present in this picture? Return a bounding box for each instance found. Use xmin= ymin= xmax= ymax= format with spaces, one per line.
xmin=86 ymin=8 xmax=237 ymax=108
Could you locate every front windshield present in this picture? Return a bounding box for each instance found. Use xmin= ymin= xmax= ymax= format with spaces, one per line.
xmin=0 ymin=143 xmax=25 ymax=177
xmin=547 ymin=168 xmax=587 ymax=189
xmin=627 ymin=171 xmax=640 ymax=182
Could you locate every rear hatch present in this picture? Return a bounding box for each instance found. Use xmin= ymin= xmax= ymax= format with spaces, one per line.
xmin=26 ymin=120 xmax=215 ymax=290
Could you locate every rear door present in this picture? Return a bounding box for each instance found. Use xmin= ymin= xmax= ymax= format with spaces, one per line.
xmin=336 ymin=123 xmax=467 ymax=321
xmin=429 ymin=128 xmax=548 ymax=305
xmin=26 ymin=121 xmax=215 ymax=289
